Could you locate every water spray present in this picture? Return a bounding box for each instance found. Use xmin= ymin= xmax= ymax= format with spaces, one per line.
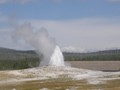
xmin=12 ymin=23 xmax=64 ymax=67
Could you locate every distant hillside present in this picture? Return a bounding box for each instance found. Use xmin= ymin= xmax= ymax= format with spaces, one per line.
xmin=64 ymin=49 xmax=120 ymax=61
xmin=0 ymin=47 xmax=40 ymax=70
xmin=0 ymin=47 xmax=120 ymax=70
xmin=0 ymin=47 xmax=39 ymax=61
xmin=0 ymin=47 xmax=120 ymax=61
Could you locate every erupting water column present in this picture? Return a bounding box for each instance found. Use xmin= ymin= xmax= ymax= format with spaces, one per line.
xmin=49 ymin=46 xmax=65 ymax=66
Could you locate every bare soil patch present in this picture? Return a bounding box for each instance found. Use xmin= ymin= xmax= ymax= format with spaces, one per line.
xmin=67 ymin=61 xmax=120 ymax=71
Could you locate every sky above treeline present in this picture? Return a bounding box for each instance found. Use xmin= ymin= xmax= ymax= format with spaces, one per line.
xmin=0 ymin=0 xmax=120 ymax=52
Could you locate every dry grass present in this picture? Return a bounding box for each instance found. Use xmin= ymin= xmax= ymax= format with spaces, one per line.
xmin=0 ymin=78 xmax=120 ymax=90
xmin=0 ymin=72 xmax=15 ymax=80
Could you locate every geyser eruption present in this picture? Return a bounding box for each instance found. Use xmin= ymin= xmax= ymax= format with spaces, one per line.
xmin=49 ymin=46 xmax=64 ymax=66
xmin=12 ymin=23 xmax=64 ymax=67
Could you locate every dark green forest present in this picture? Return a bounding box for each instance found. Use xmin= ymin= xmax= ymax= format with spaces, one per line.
xmin=64 ymin=50 xmax=120 ymax=61
xmin=0 ymin=47 xmax=120 ymax=70
xmin=0 ymin=47 xmax=40 ymax=70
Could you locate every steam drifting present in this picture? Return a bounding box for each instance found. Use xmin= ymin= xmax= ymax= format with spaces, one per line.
xmin=12 ymin=23 xmax=64 ymax=66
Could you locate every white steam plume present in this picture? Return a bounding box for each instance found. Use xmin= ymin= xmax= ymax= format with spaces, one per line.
xmin=12 ymin=23 xmax=56 ymax=66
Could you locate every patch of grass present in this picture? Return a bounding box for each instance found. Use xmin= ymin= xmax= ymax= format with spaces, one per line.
xmin=0 ymin=79 xmax=120 ymax=90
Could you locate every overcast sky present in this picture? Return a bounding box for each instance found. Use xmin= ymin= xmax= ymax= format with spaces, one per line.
xmin=0 ymin=0 xmax=120 ymax=51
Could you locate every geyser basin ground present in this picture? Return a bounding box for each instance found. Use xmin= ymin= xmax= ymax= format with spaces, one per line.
xmin=0 ymin=66 xmax=120 ymax=90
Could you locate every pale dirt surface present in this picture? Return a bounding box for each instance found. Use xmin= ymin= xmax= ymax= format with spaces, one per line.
xmin=0 ymin=66 xmax=120 ymax=90
xmin=67 ymin=61 xmax=120 ymax=71
xmin=0 ymin=66 xmax=120 ymax=83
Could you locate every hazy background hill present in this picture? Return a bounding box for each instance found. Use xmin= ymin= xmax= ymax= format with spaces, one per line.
xmin=0 ymin=47 xmax=40 ymax=70
xmin=0 ymin=47 xmax=120 ymax=70
xmin=64 ymin=49 xmax=120 ymax=61
xmin=0 ymin=47 xmax=39 ymax=61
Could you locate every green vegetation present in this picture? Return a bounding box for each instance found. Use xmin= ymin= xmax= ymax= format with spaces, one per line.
xmin=0 ymin=59 xmax=39 ymax=70
xmin=64 ymin=50 xmax=120 ymax=61
xmin=0 ymin=47 xmax=120 ymax=70
xmin=0 ymin=47 xmax=40 ymax=70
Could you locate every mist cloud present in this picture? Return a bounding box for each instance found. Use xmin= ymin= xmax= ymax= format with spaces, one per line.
xmin=12 ymin=23 xmax=56 ymax=66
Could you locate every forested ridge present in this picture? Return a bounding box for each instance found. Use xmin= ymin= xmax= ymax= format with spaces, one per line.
xmin=64 ymin=49 xmax=120 ymax=61
xmin=0 ymin=47 xmax=120 ymax=70
xmin=0 ymin=47 xmax=40 ymax=70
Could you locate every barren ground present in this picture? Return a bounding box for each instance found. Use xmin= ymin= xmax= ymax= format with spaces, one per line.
xmin=67 ymin=61 xmax=120 ymax=71
xmin=0 ymin=62 xmax=120 ymax=90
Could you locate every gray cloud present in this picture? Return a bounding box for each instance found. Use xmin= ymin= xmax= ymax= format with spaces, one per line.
xmin=0 ymin=0 xmax=120 ymax=4
xmin=0 ymin=0 xmax=34 ymax=4
xmin=0 ymin=17 xmax=120 ymax=51
xmin=107 ymin=0 xmax=120 ymax=2
xmin=28 ymin=17 xmax=120 ymax=50
xmin=0 ymin=0 xmax=62 ymax=4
